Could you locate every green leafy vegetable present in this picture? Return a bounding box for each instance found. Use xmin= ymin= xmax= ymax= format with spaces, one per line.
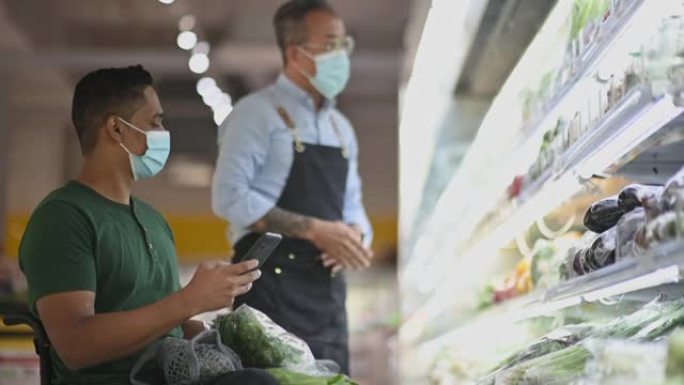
xmin=215 ymin=305 xmax=314 ymax=369
xmin=266 ymin=368 xmax=359 ymax=385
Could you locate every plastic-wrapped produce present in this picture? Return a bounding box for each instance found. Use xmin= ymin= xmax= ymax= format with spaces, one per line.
xmin=662 ymin=166 xmax=684 ymax=211
xmin=585 ymin=227 xmax=617 ymax=271
xmin=615 ymin=208 xmax=646 ymax=261
xmin=666 ymin=328 xmax=684 ymax=380
xmin=530 ymin=240 xmax=561 ymax=289
xmin=487 ymin=324 xmax=596 ymax=374
xmin=490 ymin=345 xmax=592 ymax=385
xmin=581 ymin=339 xmax=668 ymax=385
xmin=618 ymin=184 xmax=664 ymax=213
xmin=214 ymin=305 xmax=317 ymax=372
xmin=479 ymin=299 xmax=684 ymax=385
xmin=638 ymin=211 xmax=683 ymax=249
xmin=568 ymin=228 xmax=616 ymax=277
xmin=583 ymin=196 xmax=626 ymax=233
xmin=593 ymin=297 xmax=684 ymax=339
xmin=563 ymin=232 xmax=598 ymax=279
xmin=574 ymin=248 xmax=594 ymax=276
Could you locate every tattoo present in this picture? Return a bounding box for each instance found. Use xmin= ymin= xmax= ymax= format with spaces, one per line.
xmin=250 ymin=207 xmax=312 ymax=238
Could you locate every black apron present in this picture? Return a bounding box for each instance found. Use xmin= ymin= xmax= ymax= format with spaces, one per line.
xmin=233 ymin=101 xmax=351 ymax=374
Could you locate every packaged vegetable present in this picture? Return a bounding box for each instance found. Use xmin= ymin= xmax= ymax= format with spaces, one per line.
xmin=638 ymin=211 xmax=684 ymax=249
xmin=662 ymin=166 xmax=684 ymax=211
xmin=634 ymin=302 xmax=684 ymax=340
xmin=585 ymin=227 xmax=617 ymax=271
xmin=487 ymin=324 xmax=596 ymax=374
xmin=530 ymin=239 xmax=564 ymax=289
xmin=582 ymin=339 xmax=667 ymax=385
xmin=616 ymin=208 xmax=646 ymax=261
xmin=215 ymin=305 xmax=316 ymax=372
xmin=563 ymin=232 xmax=598 ymax=279
xmin=494 ymin=258 xmax=533 ymax=303
xmin=568 ymin=228 xmax=616 ymax=277
xmin=594 ymin=297 xmax=684 ymax=340
xmin=618 ymin=184 xmax=664 ymax=213
xmin=266 ymin=368 xmax=358 ymax=385
xmin=666 ymin=328 xmax=684 ymax=378
xmin=489 ymin=344 xmax=592 ymax=385
xmin=583 ymin=196 xmax=626 ymax=233
xmin=482 ymin=299 xmax=684 ymax=384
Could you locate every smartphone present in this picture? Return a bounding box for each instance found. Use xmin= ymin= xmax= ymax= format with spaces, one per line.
xmin=239 ymin=232 xmax=282 ymax=269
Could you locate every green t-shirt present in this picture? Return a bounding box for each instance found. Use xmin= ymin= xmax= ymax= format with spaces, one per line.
xmin=19 ymin=181 xmax=183 ymax=385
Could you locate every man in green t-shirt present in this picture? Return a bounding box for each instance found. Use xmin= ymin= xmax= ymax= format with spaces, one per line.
xmin=18 ymin=66 xmax=278 ymax=385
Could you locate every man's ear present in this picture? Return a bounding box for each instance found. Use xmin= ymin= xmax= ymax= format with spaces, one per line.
xmin=103 ymin=115 xmax=123 ymax=144
xmin=285 ymin=45 xmax=300 ymax=67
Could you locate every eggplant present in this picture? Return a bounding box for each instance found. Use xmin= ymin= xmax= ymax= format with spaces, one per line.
xmin=584 ymin=196 xmax=625 ymax=233
xmin=618 ymin=184 xmax=664 ymax=213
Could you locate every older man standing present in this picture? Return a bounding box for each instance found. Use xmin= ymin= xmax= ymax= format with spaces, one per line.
xmin=212 ymin=0 xmax=373 ymax=374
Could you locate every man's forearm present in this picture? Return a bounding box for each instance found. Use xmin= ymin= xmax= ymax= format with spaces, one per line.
xmin=250 ymin=207 xmax=315 ymax=239
xmin=53 ymin=290 xmax=194 ymax=370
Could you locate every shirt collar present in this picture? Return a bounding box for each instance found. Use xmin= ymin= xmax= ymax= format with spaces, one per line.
xmin=275 ymin=73 xmax=336 ymax=111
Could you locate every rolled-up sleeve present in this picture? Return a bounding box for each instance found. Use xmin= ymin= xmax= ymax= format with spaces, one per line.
xmin=342 ymin=123 xmax=373 ymax=247
xmin=211 ymin=97 xmax=276 ymax=229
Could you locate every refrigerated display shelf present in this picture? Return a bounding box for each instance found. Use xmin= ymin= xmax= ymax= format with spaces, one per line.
xmin=415 ymin=240 xmax=684 ymax=359
xmin=477 ymin=90 xmax=683 ymax=259
xmin=402 ymin=94 xmax=683 ymax=346
xmin=518 ymin=0 xmax=645 ymax=142
xmin=404 ymin=92 xmax=683 ymax=335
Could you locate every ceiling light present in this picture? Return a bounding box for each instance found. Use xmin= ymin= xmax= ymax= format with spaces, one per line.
xmin=178 ymin=15 xmax=196 ymax=31
xmin=177 ymin=31 xmax=198 ymax=50
xmin=193 ymin=41 xmax=211 ymax=55
xmin=203 ymin=90 xmax=224 ymax=108
xmin=189 ymin=54 xmax=210 ymax=74
xmin=213 ymin=105 xmax=234 ymax=125
xmin=196 ymin=77 xmax=217 ymax=96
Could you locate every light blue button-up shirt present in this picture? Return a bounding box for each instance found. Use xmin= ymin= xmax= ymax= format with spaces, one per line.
xmin=211 ymin=74 xmax=373 ymax=245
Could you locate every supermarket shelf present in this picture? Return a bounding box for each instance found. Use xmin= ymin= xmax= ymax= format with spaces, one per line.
xmin=415 ymin=240 xmax=684 ymax=358
xmin=481 ymin=90 xmax=683 ymax=256
xmin=618 ymin=137 xmax=684 ymax=185
xmin=519 ymin=0 xmax=646 ymax=142
xmin=401 ymin=92 xmax=684 ymax=344
xmin=414 ymin=0 xmax=681 ymax=270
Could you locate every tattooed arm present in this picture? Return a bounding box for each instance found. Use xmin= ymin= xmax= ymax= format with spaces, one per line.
xmin=249 ymin=207 xmax=313 ymax=238
xmin=250 ymin=208 xmax=372 ymax=270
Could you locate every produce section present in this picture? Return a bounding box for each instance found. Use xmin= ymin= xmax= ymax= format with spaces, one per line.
xmin=399 ymin=0 xmax=684 ymax=384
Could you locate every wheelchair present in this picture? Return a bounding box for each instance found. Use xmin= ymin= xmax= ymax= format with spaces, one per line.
xmin=1 ymin=301 xmax=51 ymax=385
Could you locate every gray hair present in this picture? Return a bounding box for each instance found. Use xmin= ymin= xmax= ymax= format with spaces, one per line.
xmin=273 ymin=0 xmax=336 ymax=64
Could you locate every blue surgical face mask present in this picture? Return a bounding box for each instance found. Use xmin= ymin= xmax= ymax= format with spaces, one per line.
xmin=117 ymin=118 xmax=171 ymax=181
xmin=298 ymin=48 xmax=351 ymax=100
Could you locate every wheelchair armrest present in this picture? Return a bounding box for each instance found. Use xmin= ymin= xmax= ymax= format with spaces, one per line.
xmin=1 ymin=305 xmax=53 ymax=385
xmin=2 ymin=307 xmax=51 ymax=354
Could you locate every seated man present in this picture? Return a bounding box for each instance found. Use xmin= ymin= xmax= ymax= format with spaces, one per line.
xmin=18 ymin=66 xmax=278 ymax=385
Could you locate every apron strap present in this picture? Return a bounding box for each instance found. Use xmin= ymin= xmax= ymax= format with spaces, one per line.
xmin=328 ymin=116 xmax=350 ymax=159
xmin=268 ymin=89 xmax=349 ymax=158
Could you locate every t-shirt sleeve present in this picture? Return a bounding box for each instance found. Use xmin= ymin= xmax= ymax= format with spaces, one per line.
xmin=19 ymin=200 xmax=97 ymax=308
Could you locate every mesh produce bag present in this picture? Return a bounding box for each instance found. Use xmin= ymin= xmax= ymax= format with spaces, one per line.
xmin=130 ymin=329 xmax=242 ymax=385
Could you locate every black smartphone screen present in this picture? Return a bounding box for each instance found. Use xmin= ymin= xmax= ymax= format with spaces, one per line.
xmin=239 ymin=232 xmax=282 ymax=268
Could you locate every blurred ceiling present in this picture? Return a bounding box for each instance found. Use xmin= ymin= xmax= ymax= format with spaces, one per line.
xmin=0 ymin=0 xmax=554 ymax=218
xmin=0 ymin=0 xmax=409 ymax=204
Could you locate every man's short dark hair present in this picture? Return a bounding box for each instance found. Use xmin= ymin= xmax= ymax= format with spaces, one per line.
xmin=273 ymin=0 xmax=336 ymax=64
xmin=71 ymin=65 xmax=153 ymax=155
